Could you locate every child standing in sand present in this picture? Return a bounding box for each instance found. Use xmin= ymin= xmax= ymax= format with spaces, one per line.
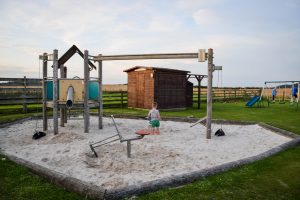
xmin=147 ymin=102 xmax=161 ymax=134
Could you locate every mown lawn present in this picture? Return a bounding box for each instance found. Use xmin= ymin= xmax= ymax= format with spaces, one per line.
xmin=137 ymin=145 xmax=300 ymax=200
xmin=0 ymin=155 xmax=84 ymax=200
xmin=0 ymin=101 xmax=300 ymax=199
xmin=103 ymin=101 xmax=300 ymax=134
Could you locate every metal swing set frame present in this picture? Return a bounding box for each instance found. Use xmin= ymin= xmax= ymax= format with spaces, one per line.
xmin=261 ymin=81 xmax=300 ymax=111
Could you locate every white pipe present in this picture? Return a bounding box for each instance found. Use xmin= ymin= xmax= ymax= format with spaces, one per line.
xmin=66 ymin=86 xmax=74 ymax=109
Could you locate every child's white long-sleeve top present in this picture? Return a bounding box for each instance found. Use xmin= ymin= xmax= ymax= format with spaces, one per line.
xmin=148 ymin=108 xmax=161 ymax=121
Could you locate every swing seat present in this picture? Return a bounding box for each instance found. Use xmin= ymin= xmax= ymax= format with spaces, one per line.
xmin=136 ymin=129 xmax=160 ymax=135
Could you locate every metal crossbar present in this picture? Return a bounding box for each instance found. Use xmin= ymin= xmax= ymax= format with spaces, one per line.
xmin=93 ymin=53 xmax=199 ymax=61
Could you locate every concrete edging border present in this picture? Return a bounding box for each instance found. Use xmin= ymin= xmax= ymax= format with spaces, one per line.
xmin=1 ymin=116 xmax=300 ymax=200
xmin=105 ymin=135 xmax=300 ymax=199
xmin=1 ymin=152 xmax=106 ymax=199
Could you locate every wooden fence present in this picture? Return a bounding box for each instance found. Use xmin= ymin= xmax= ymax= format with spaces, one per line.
xmin=1 ymin=77 xmax=263 ymax=110
xmin=193 ymin=87 xmax=262 ymax=102
xmin=0 ymin=77 xmax=41 ymax=112
xmin=0 ymin=77 xmax=128 ymax=110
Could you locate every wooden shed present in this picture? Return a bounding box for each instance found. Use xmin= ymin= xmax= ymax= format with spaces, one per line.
xmin=124 ymin=66 xmax=193 ymax=109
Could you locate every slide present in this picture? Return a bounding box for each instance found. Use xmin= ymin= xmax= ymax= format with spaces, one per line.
xmin=246 ymin=95 xmax=260 ymax=107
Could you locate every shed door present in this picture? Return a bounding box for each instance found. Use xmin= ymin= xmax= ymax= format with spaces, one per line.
xmin=137 ymin=74 xmax=145 ymax=108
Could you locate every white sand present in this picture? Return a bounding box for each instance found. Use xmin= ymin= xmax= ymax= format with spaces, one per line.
xmin=0 ymin=117 xmax=291 ymax=190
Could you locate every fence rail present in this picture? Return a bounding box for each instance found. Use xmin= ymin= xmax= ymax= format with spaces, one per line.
xmin=192 ymin=87 xmax=262 ymax=102
xmin=1 ymin=77 xmax=264 ymax=111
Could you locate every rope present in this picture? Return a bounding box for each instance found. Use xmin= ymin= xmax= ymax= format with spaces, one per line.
xmin=35 ymin=58 xmax=41 ymax=131
xmin=220 ymin=70 xmax=223 ymax=129
xmin=212 ymin=69 xmax=223 ymax=131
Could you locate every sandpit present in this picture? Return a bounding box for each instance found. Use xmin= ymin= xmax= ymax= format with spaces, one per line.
xmin=0 ymin=117 xmax=292 ymax=194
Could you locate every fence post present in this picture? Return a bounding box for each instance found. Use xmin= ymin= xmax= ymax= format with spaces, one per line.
xmin=234 ymin=89 xmax=237 ymax=99
xmin=121 ymin=91 xmax=124 ymax=108
xmin=23 ymin=76 xmax=27 ymax=113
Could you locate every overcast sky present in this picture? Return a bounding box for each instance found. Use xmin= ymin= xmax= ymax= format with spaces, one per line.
xmin=0 ymin=0 xmax=299 ymax=87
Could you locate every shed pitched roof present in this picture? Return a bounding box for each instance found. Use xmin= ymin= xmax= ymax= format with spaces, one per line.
xmin=124 ymin=66 xmax=190 ymax=73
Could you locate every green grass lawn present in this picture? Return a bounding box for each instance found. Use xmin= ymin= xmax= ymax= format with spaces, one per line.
xmin=137 ymin=146 xmax=300 ymax=200
xmin=103 ymin=101 xmax=300 ymax=134
xmin=0 ymin=155 xmax=85 ymax=200
xmin=0 ymin=101 xmax=300 ymax=199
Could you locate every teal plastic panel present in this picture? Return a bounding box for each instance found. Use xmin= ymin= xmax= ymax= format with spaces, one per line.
xmin=46 ymin=81 xmax=53 ymax=100
xmin=46 ymin=81 xmax=59 ymax=100
xmin=89 ymin=81 xmax=99 ymax=100
xmin=46 ymin=80 xmax=97 ymax=101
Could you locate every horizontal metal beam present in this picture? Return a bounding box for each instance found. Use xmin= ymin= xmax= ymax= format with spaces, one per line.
xmin=265 ymin=81 xmax=300 ymax=84
xmin=93 ymin=53 xmax=199 ymax=61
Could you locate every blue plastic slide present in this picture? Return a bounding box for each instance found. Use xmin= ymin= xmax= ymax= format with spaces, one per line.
xmin=246 ymin=95 xmax=260 ymax=107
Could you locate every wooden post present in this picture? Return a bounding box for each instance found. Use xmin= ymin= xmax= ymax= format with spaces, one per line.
xmin=234 ymin=89 xmax=237 ymax=99
xmin=23 ymin=76 xmax=27 ymax=113
xmin=53 ymin=49 xmax=59 ymax=135
xmin=84 ymin=50 xmax=90 ymax=133
xmin=98 ymin=54 xmax=103 ymax=129
xmin=206 ymin=48 xmax=213 ymax=139
xmin=42 ymin=53 xmax=48 ymax=131
xmin=121 ymin=91 xmax=124 ymax=108
xmin=63 ymin=66 xmax=68 ymax=123
xmin=60 ymin=65 xmax=64 ymax=127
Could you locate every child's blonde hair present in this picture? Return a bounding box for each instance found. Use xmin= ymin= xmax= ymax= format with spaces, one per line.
xmin=152 ymin=102 xmax=158 ymax=108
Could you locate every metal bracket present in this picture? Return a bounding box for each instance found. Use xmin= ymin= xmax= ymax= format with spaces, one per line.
xmin=39 ymin=54 xmax=54 ymax=61
xmin=213 ymin=65 xmax=222 ymax=71
xmin=198 ymin=49 xmax=207 ymax=62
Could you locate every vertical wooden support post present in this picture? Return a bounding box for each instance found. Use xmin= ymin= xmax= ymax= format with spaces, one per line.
xmin=23 ymin=76 xmax=27 ymax=113
xmin=63 ymin=67 xmax=68 ymax=123
xmin=98 ymin=54 xmax=103 ymax=129
xmin=42 ymin=53 xmax=48 ymax=131
xmin=84 ymin=50 xmax=90 ymax=133
xmin=53 ymin=49 xmax=59 ymax=135
xmin=60 ymin=65 xmax=65 ymax=127
xmin=206 ymin=48 xmax=213 ymax=139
